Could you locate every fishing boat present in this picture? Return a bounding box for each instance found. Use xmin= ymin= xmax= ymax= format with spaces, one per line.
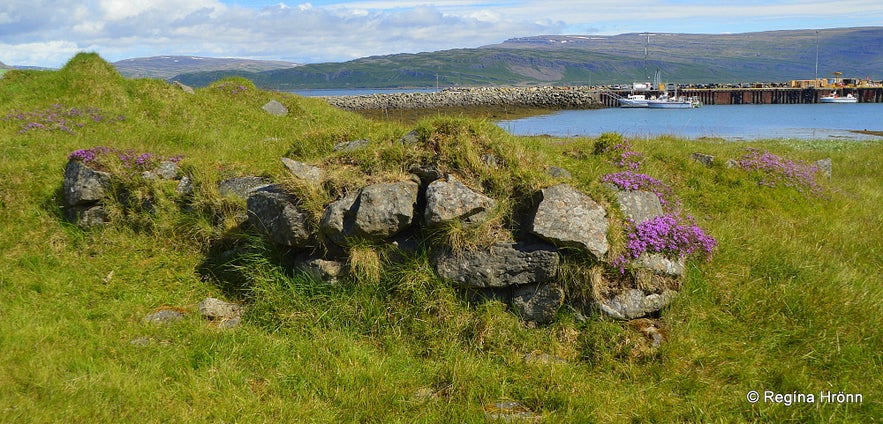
xmin=820 ymin=91 xmax=858 ymax=103
xmin=618 ymin=93 xmax=650 ymax=108
xmin=646 ymin=92 xmax=702 ymax=109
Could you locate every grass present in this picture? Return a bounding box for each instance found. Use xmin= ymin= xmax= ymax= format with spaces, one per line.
xmin=1 ymin=53 xmax=881 ymax=422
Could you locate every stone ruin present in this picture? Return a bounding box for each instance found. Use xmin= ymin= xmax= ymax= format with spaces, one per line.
xmin=61 ymin=142 xmax=692 ymax=326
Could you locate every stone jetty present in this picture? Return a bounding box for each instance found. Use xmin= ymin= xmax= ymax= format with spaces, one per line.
xmin=322 ymin=86 xmax=602 ymax=110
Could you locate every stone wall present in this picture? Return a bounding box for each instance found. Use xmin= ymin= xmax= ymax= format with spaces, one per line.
xmin=62 ymin=146 xmax=687 ymax=326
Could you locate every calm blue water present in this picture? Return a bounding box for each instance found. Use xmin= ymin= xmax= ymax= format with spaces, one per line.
xmin=498 ymin=103 xmax=883 ymax=141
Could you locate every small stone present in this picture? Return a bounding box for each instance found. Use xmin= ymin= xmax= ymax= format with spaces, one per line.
xmin=815 ymin=157 xmax=832 ymax=179
xmin=546 ymin=166 xmax=572 ymax=179
xmin=399 ymin=129 xmax=420 ymax=144
xmin=333 ymin=139 xmax=370 ymax=152
xmin=198 ymin=297 xmax=241 ymax=321
xmin=596 ymin=288 xmax=677 ymax=320
xmin=262 ymin=100 xmax=288 ymax=116
xmin=143 ymin=308 xmax=186 ymax=325
xmin=172 ymin=81 xmax=195 ymax=94
xmin=432 ymin=243 xmax=559 ymax=288
xmin=281 ymin=158 xmax=323 ymax=184
xmin=522 ymin=351 xmax=567 ymax=365
xmin=691 ymin=152 xmax=715 ymax=167
xmin=63 ymin=160 xmax=111 ymax=206
xmin=484 ymin=401 xmax=541 ymax=421
xmin=218 ymin=176 xmax=272 ymax=200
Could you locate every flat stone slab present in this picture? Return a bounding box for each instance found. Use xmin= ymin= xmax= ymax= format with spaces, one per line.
xmin=432 ymin=242 xmax=559 ymax=288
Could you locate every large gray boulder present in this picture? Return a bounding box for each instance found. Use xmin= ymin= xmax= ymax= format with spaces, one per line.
xmin=353 ymin=181 xmax=419 ymax=240
xmin=247 ymin=186 xmax=312 ymax=247
xmin=424 ymin=177 xmax=496 ymax=227
xmin=511 ymin=283 xmax=565 ymax=324
xmin=320 ymin=191 xmax=359 ymax=247
xmin=596 ymin=288 xmax=677 ymax=320
xmin=433 ymin=242 xmax=559 ymax=288
xmin=319 ymin=180 xmax=418 ymax=245
xmin=63 ymin=160 xmax=111 ymax=206
xmin=614 ymin=189 xmax=663 ymax=224
xmin=528 ymin=184 xmax=609 ymax=259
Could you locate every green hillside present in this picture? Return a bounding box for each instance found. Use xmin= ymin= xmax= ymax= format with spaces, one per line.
xmin=1 ymin=53 xmax=881 ymax=422
xmin=173 ymin=27 xmax=883 ymax=89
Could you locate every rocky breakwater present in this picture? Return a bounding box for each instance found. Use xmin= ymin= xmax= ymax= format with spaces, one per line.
xmin=322 ymin=86 xmax=602 ymax=111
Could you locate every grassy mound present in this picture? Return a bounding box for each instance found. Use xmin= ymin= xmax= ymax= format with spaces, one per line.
xmin=1 ymin=54 xmax=880 ymax=422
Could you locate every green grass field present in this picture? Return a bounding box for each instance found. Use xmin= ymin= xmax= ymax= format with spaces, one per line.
xmin=1 ymin=53 xmax=881 ymax=422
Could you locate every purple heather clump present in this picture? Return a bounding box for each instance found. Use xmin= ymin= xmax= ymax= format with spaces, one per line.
xmin=5 ymin=104 xmax=124 ymax=134
xmin=736 ymin=149 xmax=824 ymax=195
xmin=215 ymin=82 xmax=248 ymax=94
xmin=68 ymin=146 xmax=183 ymax=173
xmin=595 ymin=136 xmax=643 ymax=170
xmin=68 ymin=146 xmax=113 ymax=164
xmin=615 ymin=213 xmax=717 ymax=273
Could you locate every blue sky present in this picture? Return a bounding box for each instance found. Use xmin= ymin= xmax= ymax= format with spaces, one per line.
xmin=2 ymin=0 xmax=882 ymax=67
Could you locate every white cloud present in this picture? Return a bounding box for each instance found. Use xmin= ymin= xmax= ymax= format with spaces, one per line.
xmin=0 ymin=41 xmax=83 ymax=66
xmin=0 ymin=0 xmax=881 ymax=67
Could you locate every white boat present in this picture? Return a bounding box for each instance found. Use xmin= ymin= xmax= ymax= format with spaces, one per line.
xmin=618 ymin=94 xmax=649 ymax=108
xmin=646 ymin=92 xmax=702 ymax=109
xmin=820 ymin=91 xmax=858 ymax=103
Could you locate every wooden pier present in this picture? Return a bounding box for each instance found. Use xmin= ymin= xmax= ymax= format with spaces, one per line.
xmin=599 ymin=87 xmax=883 ymax=107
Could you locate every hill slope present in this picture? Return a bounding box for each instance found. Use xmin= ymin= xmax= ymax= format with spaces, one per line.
xmin=172 ymin=27 xmax=883 ymax=89
xmin=114 ymin=56 xmax=300 ymax=79
xmin=0 ymin=54 xmax=881 ymax=422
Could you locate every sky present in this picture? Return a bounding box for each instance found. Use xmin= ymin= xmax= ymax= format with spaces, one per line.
xmin=2 ymin=0 xmax=882 ymax=68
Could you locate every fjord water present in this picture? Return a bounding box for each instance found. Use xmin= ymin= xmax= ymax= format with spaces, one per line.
xmin=498 ymin=103 xmax=883 ymax=141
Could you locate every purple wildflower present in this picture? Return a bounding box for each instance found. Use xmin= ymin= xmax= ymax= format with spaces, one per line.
xmin=736 ymin=149 xmax=824 ymax=196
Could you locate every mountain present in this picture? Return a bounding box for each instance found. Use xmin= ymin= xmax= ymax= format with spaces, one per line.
xmin=113 ymin=56 xmax=300 ymax=79
xmin=171 ymin=27 xmax=883 ymax=89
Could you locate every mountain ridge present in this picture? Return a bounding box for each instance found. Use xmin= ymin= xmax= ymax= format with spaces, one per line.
xmin=111 ymin=27 xmax=883 ymax=88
